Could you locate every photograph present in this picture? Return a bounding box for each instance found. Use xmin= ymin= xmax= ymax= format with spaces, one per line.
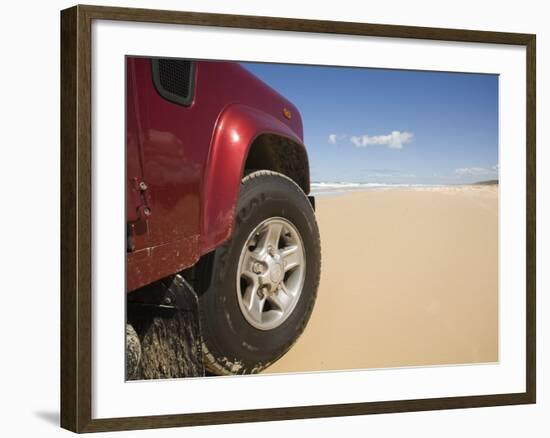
xmin=57 ymin=3 xmax=535 ymax=432
xmin=125 ymin=56 xmax=499 ymax=379
xmin=1 ymin=0 xmax=543 ymax=433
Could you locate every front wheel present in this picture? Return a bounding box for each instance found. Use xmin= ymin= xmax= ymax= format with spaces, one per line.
xmin=198 ymin=170 xmax=321 ymax=375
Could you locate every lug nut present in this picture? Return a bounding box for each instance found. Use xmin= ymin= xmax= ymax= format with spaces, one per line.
xmin=253 ymin=262 xmax=263 ymax=274
xmin=268 ymin=246 xmax=275 ymax=256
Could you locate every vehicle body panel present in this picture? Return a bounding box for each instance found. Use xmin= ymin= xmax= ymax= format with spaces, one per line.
xmin=200 ymin=103 xmax=303 ymax=253
xmin=126 ymin=58 xmax=307 ymax=292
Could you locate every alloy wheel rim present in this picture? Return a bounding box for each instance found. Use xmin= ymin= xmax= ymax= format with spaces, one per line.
xmin=236 ymin=217 xmax=306 ymax=331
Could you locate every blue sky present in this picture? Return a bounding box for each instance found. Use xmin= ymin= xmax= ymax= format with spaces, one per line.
xmin=241 ymin=62 xmax=499 ymax=185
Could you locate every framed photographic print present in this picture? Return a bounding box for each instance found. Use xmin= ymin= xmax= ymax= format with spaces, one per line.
xmin=60 ymin=4 xmax=536 ymax=433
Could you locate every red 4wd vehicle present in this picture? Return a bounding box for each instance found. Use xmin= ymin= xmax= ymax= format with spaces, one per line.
xmin=127 ymin=57 xmax=321 ymax=375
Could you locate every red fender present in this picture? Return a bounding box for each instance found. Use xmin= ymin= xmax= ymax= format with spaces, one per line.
xmin=199 ymin=103 xmax=305 ymax=254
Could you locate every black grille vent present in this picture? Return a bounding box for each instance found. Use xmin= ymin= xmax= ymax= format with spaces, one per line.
xmin=152 ymin=58 xmax=195 ymax=106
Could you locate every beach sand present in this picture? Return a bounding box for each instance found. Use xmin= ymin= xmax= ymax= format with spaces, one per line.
xmin=264 ymin=185 xmax=498 ymax=374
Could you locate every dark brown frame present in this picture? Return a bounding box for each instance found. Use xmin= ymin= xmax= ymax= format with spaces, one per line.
xmin=60 ymin=4 xmax=536 ymax=433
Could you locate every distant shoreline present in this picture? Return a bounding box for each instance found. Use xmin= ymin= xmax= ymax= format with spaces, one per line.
xmin=310 ymin=180 xmax=498 ymax=197
xmin=472 ymin=179 xmax=499 ymax=185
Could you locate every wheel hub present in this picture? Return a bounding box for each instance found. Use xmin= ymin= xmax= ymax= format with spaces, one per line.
xmin=254 ymin=249 xmax=285 ymax=294
xmin=269 ymin=263 xmax=283 ymax=285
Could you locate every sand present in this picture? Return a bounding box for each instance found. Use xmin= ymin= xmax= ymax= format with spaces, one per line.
xmin=264 ymin=185 xmax=498 ymax=374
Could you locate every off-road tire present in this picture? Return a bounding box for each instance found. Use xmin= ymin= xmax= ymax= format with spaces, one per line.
xmin=198 ymin=170 xmax=321 ymax=375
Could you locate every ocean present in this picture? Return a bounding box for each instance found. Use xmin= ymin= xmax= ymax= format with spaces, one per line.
xmin=310 ymin=182 xmax=441 ymax=196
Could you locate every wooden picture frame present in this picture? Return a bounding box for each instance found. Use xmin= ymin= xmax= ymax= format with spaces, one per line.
xmin=60 ymin=4 xmax=536 ymax=432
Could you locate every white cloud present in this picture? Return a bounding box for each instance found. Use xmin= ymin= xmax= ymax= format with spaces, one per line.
xmin=455 ymin=167 xmax=487 ymax=175
xmin=349 ymin=131 xmax=413 ymax=150
xmin=455 ymin=165 xmax=499 ymax=176
xmin=328 ymin=134 xmax=347 ymax=145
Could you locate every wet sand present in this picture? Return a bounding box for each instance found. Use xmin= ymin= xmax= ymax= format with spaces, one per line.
xmin=265 ymin=186 xmax=498 ymax=374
